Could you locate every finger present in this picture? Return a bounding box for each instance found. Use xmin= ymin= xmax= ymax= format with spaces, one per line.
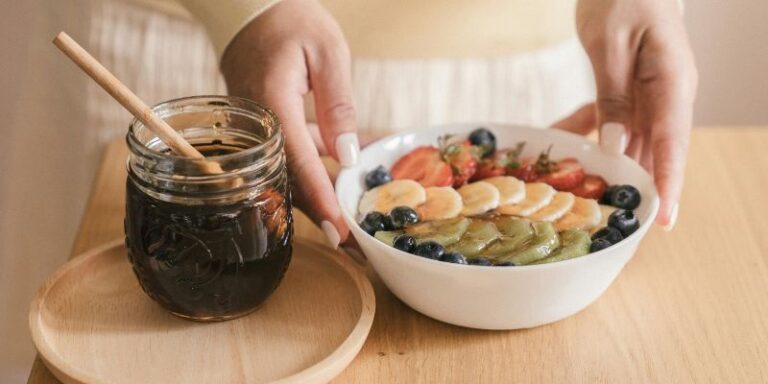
xmin=582 ymin=32 xmax=637 ymax=155
xmin=307 ymin=122 xmax=329 ymax=155
xmin=635 ymin=29 xmax=697 ymax=228
xmin=308 ymin=38 xmax=360 ymax=167
xmin=625 ymin=133 xmax=643 ymax=161
xmin=258 ymin=53 xmax=350 ymax=248
xmin=640 ymin=129 xmax=655 ymax=172
xmin=551 ymin=103 xmax=597 ymax=135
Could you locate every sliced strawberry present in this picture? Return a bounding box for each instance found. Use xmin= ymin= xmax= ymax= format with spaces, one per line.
xmin=507 ymin=158 xmax=539 ymax=182
xmin=421 ymin=161 xmax=454 ymax=187
xmin=472 ymin=159 xmax=507 ymax=181
xmin=568 ymin=174 xmax=608 ymax=200
xmin=537 ymin=158 xmax=585 ymax=191
xmin=442 ymin=142 xmax=478 ymax=187
xmin=391 ymin=146 xmax=454 ymax=187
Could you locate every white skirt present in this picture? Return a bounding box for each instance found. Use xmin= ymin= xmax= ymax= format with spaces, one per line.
xmin=0 ymin=0 xmax=593 ymax=380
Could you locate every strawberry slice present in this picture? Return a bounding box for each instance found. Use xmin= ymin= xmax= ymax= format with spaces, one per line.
xmin=507 ymin=158 xmax=538 ymax=182
xmin=568 ymin=174 xmax=608 ymax=200
xmin=442 ymin=142 xmax=478 ymax=187
xmin=537 ymin=158 xmax=585 ymax=191
xmin=391 ymin=146 xmax=454 ymax=187
xmin=472 ymin=159 xmax=507 ymax=181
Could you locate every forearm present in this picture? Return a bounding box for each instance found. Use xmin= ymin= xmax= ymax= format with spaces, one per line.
xmin=176 ymin=0 xmax=284 ymax=59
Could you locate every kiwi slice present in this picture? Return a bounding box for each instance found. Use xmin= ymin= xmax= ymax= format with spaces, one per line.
xmin=495 ymin=221 xmax=560 ymax=265
xmin=448 ymin=219 xmax=502 ymax=257
xmin=530 ymin=229 xmax=591 ymax=265
xmin=402 ymin=217 xmax=470 ymax=246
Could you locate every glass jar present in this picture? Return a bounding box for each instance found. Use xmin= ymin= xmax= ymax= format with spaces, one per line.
xmin=124 ymin=95 xmax=292 ymax=321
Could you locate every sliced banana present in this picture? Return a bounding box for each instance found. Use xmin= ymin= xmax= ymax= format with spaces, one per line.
xmin=358 ymin=179 xmax=427 ymax=215
xmin=416 ymin=187 xmax=463 ymax=221
xmin=496 ymin=182 xmax=556 ymax=217
xmin=458 ymin=181 xmax=501 ymax=216
xmin=530 ymin=191 xmax=576 ymax=222
xmin=555 ymin=197 xmax=602 ymax=231
xmin=483 ymin=176 xmax=526 ymax=206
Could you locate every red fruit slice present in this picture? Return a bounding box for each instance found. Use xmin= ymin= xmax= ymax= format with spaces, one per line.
xmin=507 ymin=158 xmax=538 ymax=182
xmin=568 ymin=174 xmax=608 ymax=200
xmin=472 ymin=159 xmax=507 ymax=181
xmin=537 ymin=158 xmax=585 ymax=191
xmin=391 ymin=146 xmax=454 ymax=187
xmin=443 ymin=142 xmax=478 ymax=187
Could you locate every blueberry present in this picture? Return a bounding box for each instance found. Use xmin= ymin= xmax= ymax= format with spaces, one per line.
xmin=359 ymin=212 xmax=388 ymax=235
xmin=590 ymin=238 xmax=612 ymax=252
xmin=495 ymin=261 xmax=516 ymax=267
xmin=440 ymin=251 xmax=468 ymax=264
xmin=393 ymin=234 xmax=416 ymax=253
xmin=591 ymin=226 xmax=624 ymax=245
xmin=413 ymin=241 xmax=445 ymax=260
xmin=605 ymin=185 xmax=641 ymax=210
xmin=469 ymin=257 xmax=493 ymax=266
xmin=608 ymin=209 xmax=640 ymax=237
xmin=600 ymin=185 xmax=618 ymax=205
xmin=468 ymin=127 xmax=496 ymax=158
xmin=365 ymin=165 xmax=393 ymax=190
xmin=382 ymin=215 xmax=395 ymax=231
xmin=389 ymin=206 xmax=419 ymax=229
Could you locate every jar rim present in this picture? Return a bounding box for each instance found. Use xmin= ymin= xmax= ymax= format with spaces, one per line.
xmin=127 ymin=95 xmax=281 ymax=164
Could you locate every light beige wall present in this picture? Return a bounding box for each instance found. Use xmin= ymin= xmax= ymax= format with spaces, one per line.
xmin=685 ymin=0 xmax=768 ymax=125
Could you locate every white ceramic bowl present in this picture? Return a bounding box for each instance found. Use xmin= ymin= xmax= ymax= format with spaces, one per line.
xmin=336 ymin=124 xmax=659 ymax=330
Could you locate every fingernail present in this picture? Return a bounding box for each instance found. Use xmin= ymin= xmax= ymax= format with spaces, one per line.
xmin=335 ymin=132 xmax=360 ymax=167
xmin=662 ymin=203 xmax=679 ymax=232
xmin=600 ymin=122 xmax=628 ymax=156
xmin=341 ymin=246 xmax=367 ymax=265
xmin=321 ymin=220 xmax=341 ymax=249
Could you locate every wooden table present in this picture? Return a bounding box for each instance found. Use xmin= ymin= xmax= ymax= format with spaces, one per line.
xmin=28 ymin=127 xmax=768 ymax=383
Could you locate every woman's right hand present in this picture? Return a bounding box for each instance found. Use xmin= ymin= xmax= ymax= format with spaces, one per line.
xmin=221 ymin=0 xmax=358 ymax=249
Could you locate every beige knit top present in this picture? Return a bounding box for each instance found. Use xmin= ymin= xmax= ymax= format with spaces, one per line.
xmin=132 ymin=0 xmax=577 ymax=59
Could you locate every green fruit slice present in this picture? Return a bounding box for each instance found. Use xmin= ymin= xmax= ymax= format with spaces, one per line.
xmin=374 ymin=230 xmax=404 ymax=246
xmin=448 ymin=219 xmax=502 ymax=257
xmin=481 ymin=217 xmax=535 ymax=259
xmin=496 ymin=221 xmax=560 ymax=265
xmin=404 ymin=217 xmax=470 ymax=246
xmin=531 ymin=229 xmax=591 ymax=265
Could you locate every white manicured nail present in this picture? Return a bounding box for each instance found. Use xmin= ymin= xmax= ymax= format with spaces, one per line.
xmin=335 ymin=132 xmax=360 ymax=167
xmin=662 ymin=203 xmax=679 ymax=232
xmin=321 ymin=220 xmax=341 ymax=249
xmin=600 ymin=122 xmax=628 ymax=156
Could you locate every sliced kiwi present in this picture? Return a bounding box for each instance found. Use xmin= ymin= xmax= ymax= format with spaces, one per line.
xmin=401 ymin=217 xmax=471 ymax=246
xmin=481 ymin=217 xmax=535 ymax=259
xmin=374 ymin=230 xmax=404 ymax=246
xmin=531 ymin=229 xmax=591 ymax=265
xmin=448 ymin=219 xmax=502 ymax=257
xmin=494 ymin=221 xmax=560 ymax=265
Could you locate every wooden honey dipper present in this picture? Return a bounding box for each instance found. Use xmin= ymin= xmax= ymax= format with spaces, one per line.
xmin=53 ymin=31 xmax=224 ymax=175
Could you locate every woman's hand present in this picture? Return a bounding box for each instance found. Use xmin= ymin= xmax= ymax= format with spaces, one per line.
xmin=556 ymin=0 xmax=698 ymax=230
xmin=221 ymin=0 xmax=358 ymax=248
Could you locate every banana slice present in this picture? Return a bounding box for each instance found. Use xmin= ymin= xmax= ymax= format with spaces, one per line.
xmin=483 ymin=176 xmax=526 ymax=206
xmin=530 ymin=191 xmax=576 ymax=222
xmin=496 ymin=182 xmax=556 ymax=217
xmin=555 ymin=197 xmax=602 ymax=231
xmin=458 ymin=181 xmax=501 ymax=216
xmin=358 ymin=179 xmax=427 ymax=214
xmin=416 ymin=187 xmax=463 ymax=221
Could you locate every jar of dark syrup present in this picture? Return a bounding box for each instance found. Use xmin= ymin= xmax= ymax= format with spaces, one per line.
xmin=125 ymin=96 xmax=292 ymax=321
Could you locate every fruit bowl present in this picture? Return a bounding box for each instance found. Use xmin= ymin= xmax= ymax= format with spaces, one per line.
xmin=336 ymin=124 xmax=659 ymax=329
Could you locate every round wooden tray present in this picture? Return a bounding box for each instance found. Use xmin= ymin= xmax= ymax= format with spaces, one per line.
xmin=29 ymin=239 xmax=375 ymax=384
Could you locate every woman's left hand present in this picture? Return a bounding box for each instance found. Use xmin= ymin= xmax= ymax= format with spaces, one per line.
xmin=555 ymin=0 xmax=698 ymax=230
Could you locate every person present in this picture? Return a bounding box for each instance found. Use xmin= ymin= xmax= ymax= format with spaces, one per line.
xmin=0 ymin=0 xmax=695 ymax=378
xmin=185 ymin=0 xmax=697 ymax=249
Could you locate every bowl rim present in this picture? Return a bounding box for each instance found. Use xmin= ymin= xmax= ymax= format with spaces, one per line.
xmin=336 ymin=123 xmax=660 ymax=272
